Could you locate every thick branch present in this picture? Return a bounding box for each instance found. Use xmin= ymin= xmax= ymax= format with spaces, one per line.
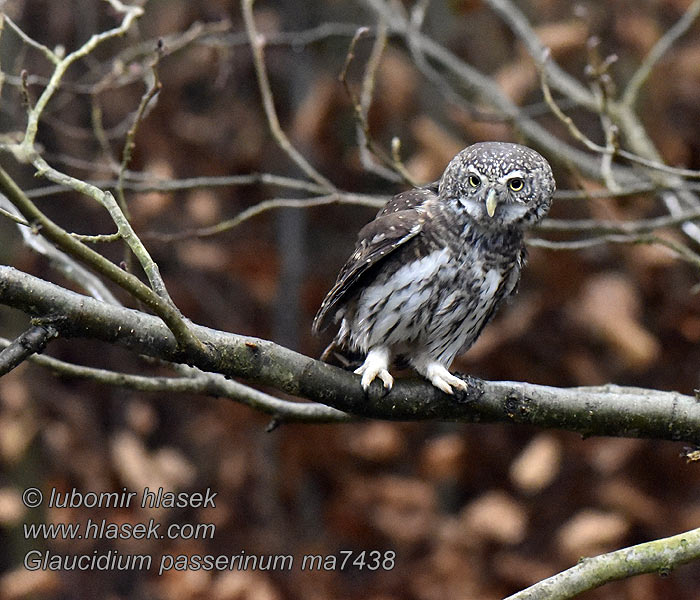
xmin=1 ymin=266 xmax=699 ymax=442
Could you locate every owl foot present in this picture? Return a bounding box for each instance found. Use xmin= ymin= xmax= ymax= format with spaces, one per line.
xmin=420 ymin=361 xmax=468 ymax=395
xmin=355 ymin=347 xmax=394 ymax=392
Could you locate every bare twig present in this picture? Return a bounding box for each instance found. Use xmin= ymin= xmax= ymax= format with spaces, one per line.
xmin=116 ymin=40 xmax=164 ymax=218
xmin=0 ymin=193 xmax=122 ymax=305
xmin=0 ymin=339 xmax=352 ymax=423
xmin=584 ymin=40 xmax=621 ymax=191
xmin=0 ymin=205 xmax=30 ymax=226
xmin=505 ymin=526 xmax=700 ymax=600
xmin=622 ymin=0 xmax=700 ymax=107
xmin=25 ymin=173 xmax=332 ymax=197
xmin=241 ymin=0 xmax=335 ymax=191
xmin=405 ymin=0 xmax=507 ymax=123
xmin=340 ymin=23 xmax=410 ymax=183
xmin=537 ymin=50 xmax=605 ymax=156
xmin=529 ymin=233 xmax=700 ymax=270
xmin=0 ymin=324 xmax=58 ymax=377
xmin=538 ymin=209 xmax=700 ymax=234
xmin=143 ymin=194 xmax=383 ymax=243
xmin=113 ymin=40 xmax=164 ymax=274
xmin=113 ymin=20 xmax=232 ymax=76
xmin=3 ymin=15 xmax=61 ymax=65
xmin=482 ymin=0 xmax=596 ymax=109
xmin=0 ymin=166 xmax=203 ymax=354
xmin=90 ymin=98 xmax=119 ymax=169
xmin=70 ymin=232 xmax=123 ymax=244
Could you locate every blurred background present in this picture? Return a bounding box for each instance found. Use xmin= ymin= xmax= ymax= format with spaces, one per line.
xmin=1 ymin=0 xmax=700 ymax=598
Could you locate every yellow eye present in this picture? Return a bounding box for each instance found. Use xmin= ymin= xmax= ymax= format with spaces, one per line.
xmin=508 ymin=178 xmax=524 ymax=191
xmin=468 ymin=175 xmax=481 ymax=188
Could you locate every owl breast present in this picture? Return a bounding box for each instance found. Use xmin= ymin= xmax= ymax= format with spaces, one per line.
xmin=342 ymin=241 xmax=521 ymax=367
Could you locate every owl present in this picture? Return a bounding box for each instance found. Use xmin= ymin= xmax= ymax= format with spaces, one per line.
xmin=312 ymin=142 xmax=555 ymax=394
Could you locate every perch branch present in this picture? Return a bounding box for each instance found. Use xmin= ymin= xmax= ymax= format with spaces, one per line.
xmin=2 ymin=265 xmax=699 ymax=444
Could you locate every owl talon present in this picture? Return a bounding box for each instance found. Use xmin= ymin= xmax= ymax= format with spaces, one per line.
xmin=418 ymin=361 xmax=468 ymax=395
xmin=354 ymin=365 xmax=394 ymax=392
xmin=355 ymin=347 xmax=393 ymax=392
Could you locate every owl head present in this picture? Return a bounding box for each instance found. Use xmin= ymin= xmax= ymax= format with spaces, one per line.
xmin=439 ymin=142 xmax=555 ymax=229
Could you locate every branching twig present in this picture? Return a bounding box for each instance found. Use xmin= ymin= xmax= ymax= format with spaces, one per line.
xmin=530 ymin=233 xmax=700 ymax=270
xmin=538 ymin=209 xmax=700 ymax=235
xmin=241 ymin=0 xmax=335 ymax=191
xmin=340 ymin=24 xmax=412 ymax=184
xmin=481 ymin=0 xmax=700 ymax=248
xmin=362 ymin=0 xmax=640 ymax=187
xmin=0 ymin=324 xmax=58 ymax=377
xmin=0 ymin=338 xmax=351 ymax=424
xmin=11 ymin=1 xmax=144 ymax=160
xmin=27 ymin=155 xmax=180 ymax=307
xmin=115 ymin=40 xmax=164 ymax=218
xmin=3 ymin=1 xmax=181 ymax=308
xmin=0 ymin=167 xmax=203 ymax=355
xmin=538 ymin=52 xmax=700 ymax=181
xmin=622 ymin=0 xmax=700 ymax=107
xmin=142 ymin=194 xmax=383 ymax=243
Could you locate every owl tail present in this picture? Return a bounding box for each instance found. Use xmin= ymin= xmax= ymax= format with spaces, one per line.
xmin=319 ymin=340 xmax=339 ymax=363
xmin=319 ymin=340 xmax=363 ymax=369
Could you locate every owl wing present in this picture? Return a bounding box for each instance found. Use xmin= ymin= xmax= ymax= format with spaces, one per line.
xmin=375 ymin=185 xmax=437 ymax=217
xmin=312 ymin=188 xmax=435 ymax=334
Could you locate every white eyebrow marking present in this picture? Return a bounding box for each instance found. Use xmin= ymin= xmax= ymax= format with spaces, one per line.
xmin=498 ymin=170 xmax=526 ymax=184
xmin=466 ymin=165 xmax=483 ymax=177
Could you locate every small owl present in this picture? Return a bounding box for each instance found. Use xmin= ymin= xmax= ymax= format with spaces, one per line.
xmin=312 ymin=142 xmax=555 ymax=394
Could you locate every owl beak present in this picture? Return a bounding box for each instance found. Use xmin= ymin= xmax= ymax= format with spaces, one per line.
xmin=485 ymin=188 xmax=498 ymax=218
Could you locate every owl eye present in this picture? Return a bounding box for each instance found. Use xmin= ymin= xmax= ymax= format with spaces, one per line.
xmin=508 ymin=178 xmax=524 ymax=192
xmin=468 ymin=175 xmax=481 ymax=188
